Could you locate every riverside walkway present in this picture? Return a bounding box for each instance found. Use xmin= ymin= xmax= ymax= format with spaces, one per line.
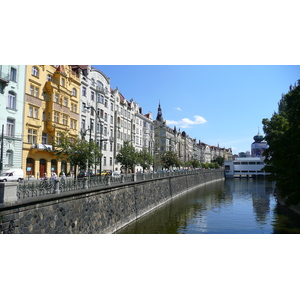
xmin=15 ymin=169 xmax=213 ymax=201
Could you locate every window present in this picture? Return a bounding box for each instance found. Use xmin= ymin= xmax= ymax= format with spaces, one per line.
xmin=81 ymin=119 xmax=86 ymax=130
xmin=91 ymin=91 xmax=95 ymax=101
xmin=110 ymin=157 xmax=112 ymax=166
xmin=30 ymin=85 xmax=34 ymax=95
xmin=111 ymin=103 xmax=113 ymax=111
xmin=7 ymin=92 xmax=16 ymax=109
xmin=47 ymin=74 xmax=52 ymax=81
xmin=55 ymin=94 xmax=59 ymax=103
xmin=61 ymin=78 xmax=65 ymax=87
xmin=32 ymin=66 xmax=38 ymax=77
xmin=110 ymin=116 xmax=113 ymax=124
xmin=110 ymin=143 xmax=113 ymax=152
xmin=72 ymin=88 xmax=77 ymax=96
xmin=54 ymin=112 xmax=59 ymax=123
xmin=105 ymin=99 xmax=108 ymax=107
xmin=82 ymin=86 xmax=86 ymax=96
xmin=70 ymin=119 xmax=77 ymax=130
xmin=62 ymin=114 xmax=68 ymax=125
xmin=27 ymin=129 xmax=37 ymax=143
xmin=34 ymin=107 xmax=38 ymax=118
xmin=10 ymin=68 xmax=17 ymax=81
xmin=104 ymin=113 xmax=107 ymax=121
xmin=6 ymin=150 xmax=13 ymax=166
xmin=35 ymin=87 xmax=39 ymax=97
xmin=63 ymin=97 xmax=68 ymax=106
xmin=28 ymin=106 xmax=33 ymax=117
xmin=104 ymin=126 xmax=107 ymax=136
xmin=103 ymin=156 xmax=106 ymax=166
xmin=42 ymin=133 xmax=48 ymax=144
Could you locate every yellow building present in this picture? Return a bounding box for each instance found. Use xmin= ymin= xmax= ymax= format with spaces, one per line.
xmin=22 ymin=65 xmax=80 ymax=178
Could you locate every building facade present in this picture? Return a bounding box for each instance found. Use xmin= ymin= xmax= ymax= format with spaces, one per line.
xmin=22 ymin=65 xmax=81 ymax=178
xmin=0 ymin=65 xmax=26 ymax=173
xmin=73 ymin=65 xmax=115 ymax=174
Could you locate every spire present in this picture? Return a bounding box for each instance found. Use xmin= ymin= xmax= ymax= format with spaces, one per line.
xmin=156 ymin=101 xmax=164 ymax=122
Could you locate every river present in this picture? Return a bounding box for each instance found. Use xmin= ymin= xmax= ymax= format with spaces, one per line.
xmin=116 ymin=178 xmax=300 ymax=234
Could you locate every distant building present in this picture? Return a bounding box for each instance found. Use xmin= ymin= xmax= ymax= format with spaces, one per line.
xmin=251 ymin=132 xmax=268 ymax=157
xmin=224 ymin=157 xmax=269 ymax=178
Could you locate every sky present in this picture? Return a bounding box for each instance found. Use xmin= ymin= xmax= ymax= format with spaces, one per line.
xmin=92 ymin=65 xmax=300 ymax=155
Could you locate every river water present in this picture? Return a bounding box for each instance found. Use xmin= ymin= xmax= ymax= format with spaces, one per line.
xmin=116 ymin=178 xmax=300 ymax=234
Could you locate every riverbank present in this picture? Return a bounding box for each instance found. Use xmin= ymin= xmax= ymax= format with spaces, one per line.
xmin=0 ymin=170 xmax=224 ymax=234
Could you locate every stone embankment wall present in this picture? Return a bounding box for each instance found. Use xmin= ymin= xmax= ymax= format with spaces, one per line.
xmin=0 ymin=170 xmax=224 ymax=234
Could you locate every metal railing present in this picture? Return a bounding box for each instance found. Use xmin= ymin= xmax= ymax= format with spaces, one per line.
xmin=16 ymin=169 xmax=221 ymax=201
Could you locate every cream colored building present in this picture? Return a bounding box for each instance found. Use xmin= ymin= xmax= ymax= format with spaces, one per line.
xmin=22 ymin=65 xmax=80 ymax=178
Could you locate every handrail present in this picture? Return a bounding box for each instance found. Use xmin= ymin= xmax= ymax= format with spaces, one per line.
xmin=16 ymin=169 xmax=222 ymax=201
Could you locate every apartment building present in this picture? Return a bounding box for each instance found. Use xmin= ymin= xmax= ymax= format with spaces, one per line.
xmin=22 ymin=65 xmax=81 ymax=178
xmin=0 ymin=65 xmax=26 ymax=173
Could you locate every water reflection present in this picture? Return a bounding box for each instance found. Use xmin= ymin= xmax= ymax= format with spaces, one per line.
xmin=116 ymin=179 xmax=300 ymax=234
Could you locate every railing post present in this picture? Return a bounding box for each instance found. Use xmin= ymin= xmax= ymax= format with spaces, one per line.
xmin=121 ymin=175 xmax=125 ymax=183
xmin=132 ymin=174 xmax=137 ymax=182
xmin=142 ymin=174 xmax=145 ymax=180
xmin=0 ymin=182 xmax=18 ymax=203
xmin=106 ymin=176 xmax=111 ymax=186
xmin=54 ymin=179 xmax=60 ymax=194
xmin=84 ymin=177 xmax=88 ymax=189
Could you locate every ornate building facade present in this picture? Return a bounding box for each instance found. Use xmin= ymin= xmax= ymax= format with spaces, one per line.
xmin=22 ymin=65 xmax=81 ymax=178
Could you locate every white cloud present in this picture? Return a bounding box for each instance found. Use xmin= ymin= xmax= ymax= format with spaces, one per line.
xmin=166 ymin=115 xmax=207 ymax=128
xmin=174 ymin=107 xmax=182 ymax=111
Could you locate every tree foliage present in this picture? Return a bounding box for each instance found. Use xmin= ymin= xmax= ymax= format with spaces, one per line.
xmin=137 ymin=148 xmax=153 ymax=172
xmin=161 ymin=151 xmax=181 ymax=169
xmin=185 ymin=159 xmax=201 ymax=168
xmin=262 ymin=80 xmax=300 ymax=205
xmin=116 ymin=141 xmax=138 ymax=173
xmin=52 ymin=132 xmax=102 ymax=176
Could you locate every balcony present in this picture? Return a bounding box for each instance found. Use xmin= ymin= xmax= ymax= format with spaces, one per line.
xmin=32 ymin=143 xmax=53 ymax=150
xmin=0 ymin=71 xmax=9 ymax=93
xmin=96 ymin=86 xmax=108 ymax=94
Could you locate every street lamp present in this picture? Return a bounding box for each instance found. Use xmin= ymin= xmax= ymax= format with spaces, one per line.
xmin=84 ymin=104 xmax=109 ymax=176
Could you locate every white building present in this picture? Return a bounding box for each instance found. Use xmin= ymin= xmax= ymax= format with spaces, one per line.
xmin=0 ymin=65 xmax=26 ymax=173
xmin=224 ymin=157 xmax=269 ymax=178
xmin=72 ymin=65 xmax=114 ymax=174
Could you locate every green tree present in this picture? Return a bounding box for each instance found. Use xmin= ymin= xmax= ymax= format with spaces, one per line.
xmin=185 ymin=159 xmax=201 ymax=169
xmin=116 ymin=141 xmax=138 ymax=173
xmin=213 ymin=156 xmax=224 ymax=166
xmin=262 ymin=80 xmax=300 ymax=205
xmin=161 ymin=151 xmax=181 ymax=170
xmin=137 ymin=148 xmax=153 ymax=172
xmin=52 ymin=132 xmax=102 ymax=177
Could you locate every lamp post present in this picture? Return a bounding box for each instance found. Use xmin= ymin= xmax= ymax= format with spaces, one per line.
xmin=84 ymin=105 xmax=108 ymax=176
xmin=0 ymin=124 xmax=3 ymax=175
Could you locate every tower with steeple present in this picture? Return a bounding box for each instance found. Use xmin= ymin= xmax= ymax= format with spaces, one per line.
xmin=251 ymin=129 xmax=268 ymax=157
xmin=156 ymin=102 xmax=165 ymax=123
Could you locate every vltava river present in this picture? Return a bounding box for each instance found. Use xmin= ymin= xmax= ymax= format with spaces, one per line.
xmin=116 ymin=178 xmax=300 ymax=234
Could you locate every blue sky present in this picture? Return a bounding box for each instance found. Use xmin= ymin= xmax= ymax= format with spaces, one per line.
xmin=93 ymin=65 xmax=300 ymax=155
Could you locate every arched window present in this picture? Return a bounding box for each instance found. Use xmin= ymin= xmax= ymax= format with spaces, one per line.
xmin=32 ymin=66 xmax=39 ymax=77
xmin=72 ymin=88 xmax=77 ymax=96
xmin=7 ymin=91 xmax=16 ymax=109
